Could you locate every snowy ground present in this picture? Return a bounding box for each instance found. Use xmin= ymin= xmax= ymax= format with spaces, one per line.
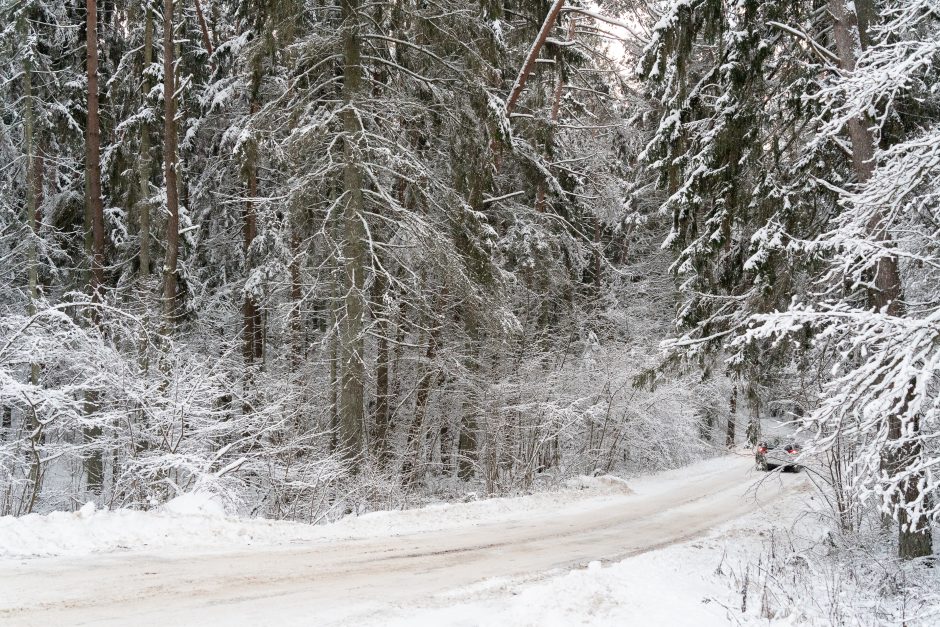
xmin=0 ymin=453 xmax=819 ymax=626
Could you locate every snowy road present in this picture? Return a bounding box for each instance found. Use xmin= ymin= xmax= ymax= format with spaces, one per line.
xmin=0 ymin=455 xmax=805 ymax=626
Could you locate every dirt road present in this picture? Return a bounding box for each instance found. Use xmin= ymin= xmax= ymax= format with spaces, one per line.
xmin=0 ymin=456 xmax=804 ymax=626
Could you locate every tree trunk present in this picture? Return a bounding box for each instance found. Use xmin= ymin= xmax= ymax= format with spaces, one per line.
xmin=746 ymin=398 xmax=761 ymax=447
xmin=402 ymin=326 xmax=441 ymax=484
xmin=289 ymin=228 xmax=304 ymax=374
xmin=242 ymin=126 xmax=261 ymax=367
xmin=594 ymin=216 xmax=602 ymax=291
xmin=698 ymin=408 xmax=715 ymax=443
xmin=243 ymin=58 xmax=264 ymax=366
xmin=338 ymin=0 xmax=366 ymax=461
xmin=84 ymin=0 xmax=105 ymax=494
xmin=22 ymin=21 xmax=46 ymax=504
xmin=457 ymin=405 xmax=478 ymax=481
xmin=86 ymin=0 xmax=105 ymax=312
xmin=440 ymin=419 xmax=452 ymax=476
xmin=138 ymin=5 xmax=153 ymax=281
xmin=193 ymin=0 xmax=214 ymax=58
xmin=23 ymin=37 xmax=40 ymax=383
xmin=162 ymin=0 xmax=180 ymax=330
xmin=829 ymin=0 xmax=932 ymax=560
xmin=372 ymin=270 xmax=391 ymax=464
xmin=329 ymin=300 xmax=339 ymax=455
xmin=535 ymin=16 xmax=575 ymax=213
xmin=726 ymin=386 xmax=737 ymax=448
xmin=505 ymin=0 xmax=567 ymax=115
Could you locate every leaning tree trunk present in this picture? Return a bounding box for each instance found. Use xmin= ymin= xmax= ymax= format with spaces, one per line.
xmin=535 ymin=16 xmax=576 ymax=213
xmin=84 ymin=0 xmax=106 ymax=494
xmin=829 ymin=0 xmax=932 ymax=560
xmin=505 ymin=0 xmax=567 ymax=115
xmin=337 ymin=0 xmax=366 ymax=462
xmin=193 ymin=0 xmax=214 ymax=59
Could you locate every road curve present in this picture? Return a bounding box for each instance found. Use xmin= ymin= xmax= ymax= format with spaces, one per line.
xmin=0 ymin=455 xmax=803 ymax=626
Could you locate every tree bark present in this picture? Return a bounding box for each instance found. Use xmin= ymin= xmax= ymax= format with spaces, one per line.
xmin=726 ymin=386 xmax=737 ymax=448
xmin=536 ymin=16 xmax=575 ymax=213
xmin=138 ymin=5 xmax=153 ymax=281
xmin=86 ymin=0 xmax=106 ymax=316
xmin=372 ymin=270 xmax=391 ymax=464
xmin=193 ymin=0 xmax=214 ymax=58
xmin=24 ymin=34 xmax=40 ymax=382
xmin=329 ymin=294 xmax=339 ymax=455
xmin=338 ymin=0 xmax=366 ymax=461
xmin=594 ymin=216 xmax=602 ymax=291
xmin=84 ymin=0 xmax=105 ymax=493
xmin=746 ymin=397 xmax=761 ymax=447
xmin=458 ymin=407 xmax=478 ymax=480
xmin=22 ymin=19 xmax=46 ymax=503
xmin=829 ymin=0 xmax=932 ymax=559
xmin=289 ymin=228 xmax=304 ymax=374
xmin=402 ymin=325 xmax=441 ymax=484
xmin=505 ymin=0 xmax=567 ymax=115
xmin=242 ymin=106 xmax=262 ymax=367
xmin=162 ymin=0 xmax=180 ymax=329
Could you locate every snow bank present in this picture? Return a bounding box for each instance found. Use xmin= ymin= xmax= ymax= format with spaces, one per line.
xmin=378 ymin=546 xmax=737 ymax=627
xmin=498 ymin=553 xmax=732 ymax=627
xmin=0 ymin=492 xmax=306 ymax=559
xmin=0 ymin=473 xmax=641 ymax=559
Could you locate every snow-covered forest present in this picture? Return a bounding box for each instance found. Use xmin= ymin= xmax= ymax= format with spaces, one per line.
xmin=1 ymin=0 xmax=938 ymax=621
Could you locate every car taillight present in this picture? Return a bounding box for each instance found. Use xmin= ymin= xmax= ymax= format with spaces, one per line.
xmin=788 ymin=449 xmax=798 ymax=455
xmin=758 ymin=447 xmax=767 ymax=454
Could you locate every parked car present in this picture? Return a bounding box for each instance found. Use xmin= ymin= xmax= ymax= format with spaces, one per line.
xmin=755 ymin=439 xmax=801 ymax=472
